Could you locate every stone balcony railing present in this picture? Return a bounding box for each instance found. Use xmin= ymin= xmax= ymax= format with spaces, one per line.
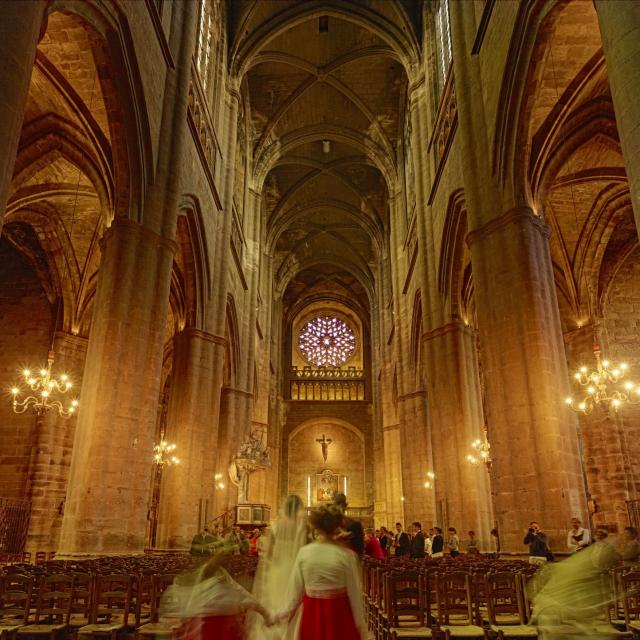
xmin=289 ymin=366 xmax=366 ymax=401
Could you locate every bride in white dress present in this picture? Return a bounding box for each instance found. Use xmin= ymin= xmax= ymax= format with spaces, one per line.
xmin=248 ymin=494 xmax=309 ymax=639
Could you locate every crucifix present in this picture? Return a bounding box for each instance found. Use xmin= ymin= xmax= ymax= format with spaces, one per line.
xmin=316 ymin=434 xmax=333 ymax=463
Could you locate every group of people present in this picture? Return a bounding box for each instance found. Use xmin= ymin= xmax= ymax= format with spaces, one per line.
xmin=168 ymin=493 xmax=368 ymax=640
xmin=190 ymin=525 xmax=262 ymax=558
xmin=365 ymin=522 xmax=482 ymax=559
xmin=524 ymin=517 xmax=640 ymax=564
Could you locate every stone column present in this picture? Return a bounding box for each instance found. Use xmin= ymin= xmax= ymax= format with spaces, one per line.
xmin=423 ymin=322 xmax=492 ymax=547
xmin=595 ymin=1 xmax=640 ymax=237
xmin=58 ymin=218 xmax=176 ymax=556
xmin=26 ymin=332 xmax=87 ymax=552
xmin=467 ymin=209 xmax=585 ymax=552
xmin=0 ymin=0 xmax=46 ymax=229
xmin=155 ymin=329 xmax=224 ymax=549
xmin=449 ymin=2 xmax=586 ymax=552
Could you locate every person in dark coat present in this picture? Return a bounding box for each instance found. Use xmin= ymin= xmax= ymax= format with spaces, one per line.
xmin=394 ymin=522 xmax=411 ymax=556
xmin=333 ymin=493 xmax=365 ymax=555
xmin=431 ymin=526 xmax=444 ymax=557
xmin=410 ymin=522 xmax=426 ymax=558
xmin=190 ymin=526 xmax=216 ymax=555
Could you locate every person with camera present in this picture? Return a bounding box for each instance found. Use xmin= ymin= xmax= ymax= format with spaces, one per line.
xmin=523 ymin=521 xmax=551 ymax=565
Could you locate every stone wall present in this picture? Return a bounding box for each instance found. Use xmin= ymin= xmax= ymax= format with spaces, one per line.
xmin=0 ymin=240 xmax=52 ymax=499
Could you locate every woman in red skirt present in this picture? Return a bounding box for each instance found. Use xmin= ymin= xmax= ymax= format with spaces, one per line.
xmin=276 ymin=505 xmax=367 ymax=640
xmin=161 ymin=548 xmax=272 ymax=640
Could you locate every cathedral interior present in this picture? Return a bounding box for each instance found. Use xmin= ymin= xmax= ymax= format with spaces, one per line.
xmin=1 ymin=0 xmax=640 ymax=563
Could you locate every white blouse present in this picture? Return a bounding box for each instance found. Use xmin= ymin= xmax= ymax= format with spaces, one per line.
xmin=280 ymin=541 xmax=366 ymax=634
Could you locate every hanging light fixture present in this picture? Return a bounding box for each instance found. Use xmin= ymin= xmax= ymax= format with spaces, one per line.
xmin=467 ymin=426 xmax=492 ymax=468
xmin=565 ymin=342 xmax=640 ymax=415
xmin=424 ymin=470 xmax=435 ymax=489
xmin=153 ymin=440 xmax=180 ymax=466
xmin=11 ymin=350 xmax=78 ymax=418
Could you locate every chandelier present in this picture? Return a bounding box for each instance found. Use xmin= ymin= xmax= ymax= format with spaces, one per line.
xmin=565 ymin=343 xmax=640 ymax=415
xmin=153 ymin=440 xmax=180 ymax=466
xmin=424 ymin=471 xmax=435 ymax=489
xmin=11 ymin=350 xmax=78 ymax=418
xmin=467 ymin=426 xmax=492 ymax=468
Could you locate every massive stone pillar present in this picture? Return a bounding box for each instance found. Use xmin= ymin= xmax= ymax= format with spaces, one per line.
xmin=449 ymin=2 xmax=586 ymax=552
xmin=0 ymin=1 xmax=46 ymax=229
xmin=26 ymin=332 xmax=87 ymax=553
xmin=423 ymin=322 xmax=492 ymax=547
xmin=156 ymin=329 xmax=224 ymax=549
xmin=58 ymin=219 xmax=176 ymax=556
xmin=595 ymin=1 xmax=640 ymax=236
xmin=467 ymin=209 xmax=585 ymax=551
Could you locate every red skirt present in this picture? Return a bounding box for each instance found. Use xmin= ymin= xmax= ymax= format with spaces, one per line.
xmin=182 ymin=614 xmax=246 ymax=640
xmin=299 ymin=592 xmax=361 ymax=640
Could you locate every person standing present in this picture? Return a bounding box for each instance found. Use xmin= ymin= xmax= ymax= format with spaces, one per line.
xmin=277 ymin=505 xmax=367 ymax=640
xmin=410 ymin=522 xmax=426 ymax=558
xmin=566 ymin=518 xmax=591 ymax=553
xmin=447 ymin=527 xmax=460 ymax=558
xmin=524 ymin=521 xmax=550 ymax=565
xmin=394 ymin=522 xmax=410 ymax=557
xmin=431 ymin=527 xmax=444 ymax=558
xmin=466 ymin=530 xmax=479 ymax=555
xmin=378 ymin=527 xmax=390 ymax=557
xmin=364 ymin=528 xmax=385 ymax=559
xmin=190 ymin=526 xmax=215 ymax=556
xmin=333 ymin=493 xmax=365 ymax=556
xmin=619 ymin=526 xmax=640 ymax=564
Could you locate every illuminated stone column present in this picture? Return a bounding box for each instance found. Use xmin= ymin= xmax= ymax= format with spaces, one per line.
xmin=156 ymin=329 xmax=224 ymax=549
xmin=0 ymin=0 xmax=46 ymax=229
xmin=58 ymin=219 xmax=176 ymax=556
xmin=423 ymin=322 xmax=492 ymax=548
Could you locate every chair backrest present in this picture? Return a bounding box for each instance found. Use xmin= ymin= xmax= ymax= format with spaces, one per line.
xmin=35 ymin=574 xmax=74 ymax=624
xmin=0 ymin=574 xmax=33 ymax=622
xmin=150 ymin=574 xmax=177 ymax=623
xmin=35 ymin=552 xmax=47 ymax=566
xmin=92 ymin=574 xmax=132 ymax=625
xmin=485 ymin=571 xmax=525 ymax=625
xmin=70 ymin=573 xmax=93 ymax=619
xmin=435 ymin=571 xmax=473 ymax=626
xmin=621 ymin=570 xmax=640 ymax=624
xmin=385 ymin=570 xmax=424 ymax=627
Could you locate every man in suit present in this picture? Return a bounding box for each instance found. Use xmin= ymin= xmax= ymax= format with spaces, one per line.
xmin=410 ymin=521 xmax=426 ymax=558
xmin=394 ymin=522 xmax=410 ymax=556
xmin=190 ymin=526 xmax=215 ymax=555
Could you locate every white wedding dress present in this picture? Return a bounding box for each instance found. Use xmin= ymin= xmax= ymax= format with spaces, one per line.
xmin=248 ymin=495 xmax=309 ymax=640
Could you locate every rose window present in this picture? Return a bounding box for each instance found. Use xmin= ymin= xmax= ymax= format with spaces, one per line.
xmin=298 ymin=316 xmax=356 ymax=367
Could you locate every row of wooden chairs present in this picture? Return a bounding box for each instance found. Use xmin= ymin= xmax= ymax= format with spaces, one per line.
xmin=363 ymin=557 xmax=640 ymax=640
xmin=0 ymin=555 xmax=259 ymax=640
xmin=0 ymin=554 xmax=54 ymax=568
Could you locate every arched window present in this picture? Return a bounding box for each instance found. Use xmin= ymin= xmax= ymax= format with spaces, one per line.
xmin=195 ymin=0 xmax=222 ymax=92
xmin=435 ymin=0 xmax=452 ymax=88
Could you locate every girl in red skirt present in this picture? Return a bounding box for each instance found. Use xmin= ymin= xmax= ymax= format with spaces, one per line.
xmin=276 ymin=505 xmax=367 ymax=640
xmin=161 ymin=548 xmax=272 ymax=640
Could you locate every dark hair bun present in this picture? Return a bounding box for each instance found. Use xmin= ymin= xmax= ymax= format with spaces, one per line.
xmin=309 ymin=504 xmax=342 ymax=534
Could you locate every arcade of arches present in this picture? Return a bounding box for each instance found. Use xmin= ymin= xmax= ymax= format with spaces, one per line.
xmin=0 ymin=0 xmax=639 ymax=557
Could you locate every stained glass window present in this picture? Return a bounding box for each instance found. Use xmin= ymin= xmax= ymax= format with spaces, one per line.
xmin=298 ymin=316 xmax=356 ymax=368
xmin=435 ymin=0 xmax=452 ymax=86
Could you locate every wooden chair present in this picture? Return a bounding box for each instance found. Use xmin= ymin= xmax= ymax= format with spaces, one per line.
xmin=621 ymin=570 xmax=640 ymax=638
xmin=435 ymin=571 xmax=484 ymax=639
xmin=67 ymin=574 xmax=93 ymax=640
xmin=77 ymin=574 xmax=132 ymax=640
xmin=34 ymin=554 xmax=47 ymax=567
xmin=0 ymin=575 xmax=33 ymax=640
xmin=134 ymin=574 xmax=179 ymax=640
xmin=383 ymin=571 xmax=431 ymax=640
xmin=16 ymin=574 xmax=74 ymax=640
xmin=484 ymin=572 xmax=537 ymax=639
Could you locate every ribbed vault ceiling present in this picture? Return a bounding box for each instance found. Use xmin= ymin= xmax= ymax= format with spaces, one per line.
xmin=230 ymin=0 xmax=420 ymax=303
